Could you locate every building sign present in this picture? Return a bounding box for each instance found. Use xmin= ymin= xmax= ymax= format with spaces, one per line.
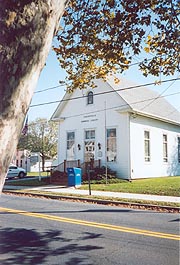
xmin=81 ymin=114 xmax=98 ymax=123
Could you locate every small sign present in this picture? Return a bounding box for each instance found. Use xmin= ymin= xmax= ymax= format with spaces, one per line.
xmin=98 ymin=151 xmax=102 ymax=157
xmin=30 ymin=155 xmax=39 ymax=164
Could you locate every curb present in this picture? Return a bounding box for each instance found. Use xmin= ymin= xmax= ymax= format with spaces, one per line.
xmin=3 ymin=190 xmax=180 ymax=213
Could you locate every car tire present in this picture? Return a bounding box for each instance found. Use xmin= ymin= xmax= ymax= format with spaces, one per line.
xmin=19 ymin=172 xmax=25 ymax=178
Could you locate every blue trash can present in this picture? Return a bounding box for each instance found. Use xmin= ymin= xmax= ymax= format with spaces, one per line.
xmin=67 ymin=167 xmax=82 ymax=187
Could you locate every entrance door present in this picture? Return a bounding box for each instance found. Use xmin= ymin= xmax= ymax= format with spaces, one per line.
xmin=84 ymin=130 xmax=95 ymax=162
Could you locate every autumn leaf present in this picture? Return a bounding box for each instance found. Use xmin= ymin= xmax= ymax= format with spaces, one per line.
xmin=144 ymin=47 xmax=150 ymax=53
xmin=54 ymin=0 xmax=179 ymax=91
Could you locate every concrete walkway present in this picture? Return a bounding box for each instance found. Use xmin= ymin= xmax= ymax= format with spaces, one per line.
xmin=3 ymin=185 xmax=180 ymax=204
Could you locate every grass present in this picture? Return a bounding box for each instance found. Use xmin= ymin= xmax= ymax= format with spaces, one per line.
xmin=27 ymin=172 xmax=50 ymax=177
xmin=5 ymin=175 xmax=180 ymax=197
xmin=80 ymin=176 xmax=180 ymax=197
xmin=4 ymin=176 xmax=180 ymax=208
xmin=5 ymin=179 xmax=48 ymax=186
xmin=5 ymin=189 xmax=180 ymax=208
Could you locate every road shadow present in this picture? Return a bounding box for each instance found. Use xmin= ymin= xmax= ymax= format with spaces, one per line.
xmin=169 ymin=218 xmax=180 ymax=222
xmin=0 ymin=227 xmax=103 ymax=265
xmin=33 ymin=208 xmax=133 ymax=213
xmin=0 ymin=207 xmax=160 ymax=216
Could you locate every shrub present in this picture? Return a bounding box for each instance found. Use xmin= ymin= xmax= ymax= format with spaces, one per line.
xmin=82 ymin=166 xmax=121 ymax=184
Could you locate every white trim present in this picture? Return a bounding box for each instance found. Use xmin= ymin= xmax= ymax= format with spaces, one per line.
xmin=130 ymin=110 xmax=180 ymax=126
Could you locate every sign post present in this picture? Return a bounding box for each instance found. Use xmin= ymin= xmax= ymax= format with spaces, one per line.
xmin=87 ymin=164 xmax=91 ymax=195
xmin=38 ymin=152 xmax=41 ymax=181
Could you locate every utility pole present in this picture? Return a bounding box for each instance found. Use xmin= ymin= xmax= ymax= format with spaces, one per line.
xmin=38 ymin=152 xmax=41 ymax=181
xmin=104 ymin=101 xmax=108 ymax=184
xmin=87 ymin=164 xmax=91 ymax=195
xmin=41 ymin=123 xmax=44 ymax=172
xmin=25 ymin=133 xmax=28 ymax=173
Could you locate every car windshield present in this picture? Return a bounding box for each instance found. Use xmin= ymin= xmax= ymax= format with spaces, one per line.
xmin=9 ymin=166 xmax=17 ymax=169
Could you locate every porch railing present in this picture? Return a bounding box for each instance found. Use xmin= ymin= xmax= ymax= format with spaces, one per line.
xmin=80 ymin=160 xmax=101 ymax=174
xmin=52 ymin=159 xmax=101 ymax=174
xmin=52 ymin=159 xmax=81 ymax=173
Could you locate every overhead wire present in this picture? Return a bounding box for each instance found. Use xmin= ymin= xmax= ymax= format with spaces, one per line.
xmin=30 ymin=77 xmax=180 ymax=108
xmin=49 ymin=91 xmax=180 ymax=120
xmin=139 ymin=77 xmax=178 ymax=111
xmin=26 ymin=91 xmax=180 ymax=125
xmin=28 ymin=91 xmax=180 ymax=123
xmin=34 ymin=84 xmax=65 ymax=94
xmin=166 ymin=105 xmax=180 ymax=117
xmin=33 ymin=57 xmax=165 ymax=94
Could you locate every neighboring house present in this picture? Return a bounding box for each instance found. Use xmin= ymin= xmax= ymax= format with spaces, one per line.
xmin=51 ymin=77 xmax=180 ymax=180
xmin=12 ymin=151 xmax=53 ymax=173
xmin=12 ymin=149 xmax=30 ymax=172
xmin=30 ymin=160 xmax=53 ymax=172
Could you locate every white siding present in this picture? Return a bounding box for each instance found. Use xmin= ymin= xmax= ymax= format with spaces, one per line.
xmin=106 ymin=112 xmax=130 ymax=179
xmin=54 ymin=79 xmax=180 ymax=179
xmin=130 ymin=114 xmax=180 ymax=179
xmin=57 ymin=80 xmax=131 ymax=178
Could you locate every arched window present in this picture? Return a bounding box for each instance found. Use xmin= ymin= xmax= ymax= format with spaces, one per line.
xmin=87 ymin=91 xmax=93 ymax=104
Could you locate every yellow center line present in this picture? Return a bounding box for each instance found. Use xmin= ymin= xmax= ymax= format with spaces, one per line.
xmin=0 ymin=207 xmax=179 ymax=241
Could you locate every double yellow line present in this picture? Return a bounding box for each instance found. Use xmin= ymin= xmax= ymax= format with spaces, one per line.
xmin=0 ymin=207 xmax=179 ymax=241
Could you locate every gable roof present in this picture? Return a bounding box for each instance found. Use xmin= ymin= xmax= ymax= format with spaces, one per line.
xmin=106 ymin=77 xmax=180 ymax=125
xmin=51 ymin=77 xmax=180 ymax=125
xmin=51 ymin=92 xmax=72 ymax=121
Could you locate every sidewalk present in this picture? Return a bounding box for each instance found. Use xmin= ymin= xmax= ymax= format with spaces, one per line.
xmin=3 ymin=185 xmax=180 ymax=204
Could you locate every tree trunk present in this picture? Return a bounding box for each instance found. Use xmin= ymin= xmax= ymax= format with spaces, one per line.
xmin=42 ymin=155 xmax=45 ymax=172
xmin=0 ymin=0 xmax=67 ymax=193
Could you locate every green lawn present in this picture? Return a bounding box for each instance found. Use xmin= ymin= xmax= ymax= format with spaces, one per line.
xmin=27 ymin=172 xmax=50 ymax=177
xmin=81 ymin=176 xmax=180 ymax=197
xmin=5 ymin=175 xmax=180 ymax=197
xmin=5 ymin=178 xmax=49 ymax=186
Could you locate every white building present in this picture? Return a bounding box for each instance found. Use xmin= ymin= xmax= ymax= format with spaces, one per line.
xmin=12 ymin=149 xmax=30 ymax=172
xmin=51 ymin=78 xmax=180 ymax=180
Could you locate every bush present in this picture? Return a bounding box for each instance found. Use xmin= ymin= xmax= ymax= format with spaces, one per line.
xmin=82 ymin=166 xmax=122 ymax=184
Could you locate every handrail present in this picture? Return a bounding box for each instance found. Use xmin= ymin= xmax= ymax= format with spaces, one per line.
xmin=52 ymin=160 xmax=80 ymax=173
xmin=52 ymin=159 xmax=101 ymax=174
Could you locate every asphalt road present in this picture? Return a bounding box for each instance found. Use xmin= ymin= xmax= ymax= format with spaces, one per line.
xmin=0 ymin=194 xmax=179 ymax=265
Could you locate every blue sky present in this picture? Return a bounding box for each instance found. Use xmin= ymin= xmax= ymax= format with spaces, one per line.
xmin=28 ymin=49 xmax=180 ymax=122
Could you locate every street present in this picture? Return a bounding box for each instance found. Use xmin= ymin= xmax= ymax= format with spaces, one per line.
xmin=0 ymin=194 xmax=179 ymax=265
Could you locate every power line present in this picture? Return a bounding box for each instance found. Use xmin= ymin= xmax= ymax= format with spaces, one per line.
xmin=30 ymin=77 xmax=180 ymax=108
xmin=140 ymin=77 xmax=178 ymax=111
xmin=34 ymin=84 xmax=65 ymax=94
xmin=166 ymin=105 xmax=180 ymax=117
xmin=33 ymin=58 xmax=168 ymax=94
xmin=28 ymin=91 xmax=180 ymax=122
xmin=52 ymin=91 xmax=180 ymax=120
xmin=34 ymin=61 xmax=142 ymax=94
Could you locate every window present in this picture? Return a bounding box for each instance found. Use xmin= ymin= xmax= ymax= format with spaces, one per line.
xmin=84 ymin=129 xmax=95 ymax=161
xmin=178 ymin=137 xmax=180 ymax=163
xmin=9 ymin=166 xmax=18 ymax=170
xmin=163 ymin=134 xmax=168 ymax=162
xmin=85 ymin=130 xmax=95 ymax=140
xmin=87 ymin=91 xmax=93 ymax=104
xmin=67 ymin=132 xmax=75 ymax=160
xmin=144 ymin=131 xmax=150 ymax=162
xmin=107 ymin=128 xmax=117 ymax=162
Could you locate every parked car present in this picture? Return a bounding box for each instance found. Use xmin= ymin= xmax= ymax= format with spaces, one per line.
xmin=6 ymin=164 xmax=26 ymax=179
